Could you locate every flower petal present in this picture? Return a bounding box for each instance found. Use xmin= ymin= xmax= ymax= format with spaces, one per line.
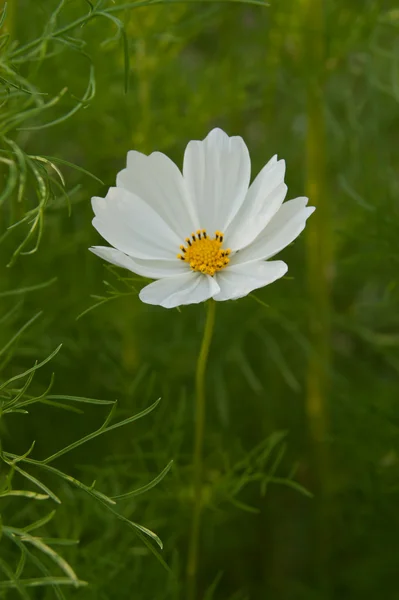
xmin=139 ymin=272 xmax=220 ymax=309
xmin=183 ymin=128 xmax=251 ymax=235
xmin=225 ymin=157 xmax=287 ymax=250
xmin=230 ymin=197 xmax=315 ymax=265
xmin=90 ymin=246 xmax=188 ymax=278
xmin=117 ymin=150 xmax=199 ymax=239
xmin=92 ymin=187 xmax=180 ymax=260
xmin=213 ymin=260 xmax=288 ymax=302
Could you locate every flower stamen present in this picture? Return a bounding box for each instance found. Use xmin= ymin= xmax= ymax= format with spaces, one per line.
xmin=176 ymin=229 xmax=231 ymax=276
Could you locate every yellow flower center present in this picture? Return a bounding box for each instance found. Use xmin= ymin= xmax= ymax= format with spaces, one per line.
xmin=177 ymin=230 xmax=231 ymax=276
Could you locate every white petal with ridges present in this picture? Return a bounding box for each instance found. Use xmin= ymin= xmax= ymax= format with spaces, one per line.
xmin=117 ymin=151 xmax=199 ymax=239
xmin=92 ymin=187 xmax=180 ymax=260
xmin=225 ymin=157 xmax=287 ymax=250
xmin=231 ymin=197 xmax=315 ymax=265
xmin=139 ymin=272 xmax=220 ymax=309
xmin=213 ymin=260 xmax=288 ymax=301
xmin=183 ymin=128 xmax=251 ymax=235
xmin=90 ymin=246 xmax=188 ymax=278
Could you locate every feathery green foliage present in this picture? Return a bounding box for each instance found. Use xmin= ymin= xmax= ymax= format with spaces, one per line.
xmin=1 ymin=0 xmax=398 ymax=598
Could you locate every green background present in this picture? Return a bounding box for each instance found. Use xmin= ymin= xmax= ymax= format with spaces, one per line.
xmin=1 ymin=0 xmax=398 ymax=598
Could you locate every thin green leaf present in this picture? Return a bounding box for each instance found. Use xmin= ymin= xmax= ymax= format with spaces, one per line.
xmin=3 ymin=462 xmax=61 ymax=504
xmin=0 ymin=490 xmax=49 ymax=500
xmin=0 ymin=2 xmax=7 ymax=29
xmin=19 ymin=67 xmax=95 ymax=131
xmin=0 ymin=557 xmax=30 ymax=600
xmin=0 ymin=312 xmax=42 ymax=359
xmin=40 ymin=156 xmax=104 ymax=184
xmin=0 ymin=344 xmax=62 ymax=392
xmin=0 ymin=577 xmax=87 ymax=589
xmin=5 ymin=527 xmax=79 ymax=583
xmin=43 ymin=394 xmax=116 ymax=406
xmin=42 ymin=398 xmax=161 ymax=464
xmin=0 ymin=278 xmax=57 ymax=298
xmin=22 ymin=511 xmax=56 ymax=533
xmin=112 ymin=460 xmax=173 ymax=499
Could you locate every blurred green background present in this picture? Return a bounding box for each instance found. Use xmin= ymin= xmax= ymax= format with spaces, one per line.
xmin=1 ymin=0 xmax=399 ymax=598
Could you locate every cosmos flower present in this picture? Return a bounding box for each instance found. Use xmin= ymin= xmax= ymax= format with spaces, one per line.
xmin=90 ymin=128 xmax=314 ymax=308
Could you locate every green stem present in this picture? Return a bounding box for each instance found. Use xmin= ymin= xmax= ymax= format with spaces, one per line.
xmin=302 ymin=0 xmax=332 ymax=593
xmin=187 ymin=299 xmax=216 ymax=600
xmin=303 ymin=0 xmax=331 ymax=493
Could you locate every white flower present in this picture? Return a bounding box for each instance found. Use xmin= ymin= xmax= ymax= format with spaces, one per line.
xmin=90 ymin=128 xmax=315 ymax=309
